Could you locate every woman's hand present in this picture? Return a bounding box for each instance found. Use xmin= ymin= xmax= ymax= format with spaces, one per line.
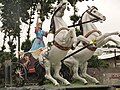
xmin=24 ymin=60 xmax=30 ymax=67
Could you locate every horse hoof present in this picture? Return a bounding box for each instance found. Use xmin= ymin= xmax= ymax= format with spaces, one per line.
xmin=84 ymin=82 xmax=88 ymax=85
xmin=64 ymin=82 xmax=71 ymax=86
xmin=95 ymin=82 xmax=100 ymax=85
xmin=118 ymin=34 xmax=120 ymax=37
xmin=55 ymin=83 xmax=59 ymax=86
xmin=116 ymin=45 xmax=120 ymax=49
xmin=66 ymin=83 xmax=71 ymax=86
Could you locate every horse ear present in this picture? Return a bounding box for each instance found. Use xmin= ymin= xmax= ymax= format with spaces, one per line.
xmin=87 ymin=5 xmax=90 ymax=9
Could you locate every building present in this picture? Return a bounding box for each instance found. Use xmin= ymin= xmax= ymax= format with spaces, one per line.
xmin=96 ymin=48 xmax=120 ymax=67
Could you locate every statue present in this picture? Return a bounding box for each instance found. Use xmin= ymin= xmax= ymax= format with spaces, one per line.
xmin=18 ymin=4 xmax=120 ymax=86
xmin=63 ymin=6 xmax=120 ymax=84
xmin=42 ymin=0 xmax=90 ymax=85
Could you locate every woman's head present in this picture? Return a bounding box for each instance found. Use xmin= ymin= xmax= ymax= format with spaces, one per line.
xmin=23 ymin=52 xmax=36 ymax=62
xmin=23 ymin=53 xmax=32 ymax=60
xmin=37 ymin=22 xmax=42 ymax=28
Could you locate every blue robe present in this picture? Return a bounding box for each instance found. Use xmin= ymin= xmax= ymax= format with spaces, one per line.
xmin=29 ymin=29 xmax=47 ymax=52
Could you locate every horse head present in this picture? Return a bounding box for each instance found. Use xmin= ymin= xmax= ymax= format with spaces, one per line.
xmin=49 ymin=0 xmax=77 ymax=51
xmin=78 ymin=6 xmax=106 ymax=37
xmin=81 ymin=6 xmax=106 ymax=23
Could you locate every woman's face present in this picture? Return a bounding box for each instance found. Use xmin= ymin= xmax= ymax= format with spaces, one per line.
xmin=24 ymin=55 xmax=29 ymax=61
xmin=37 ymin=22 xmax=42 ymax=28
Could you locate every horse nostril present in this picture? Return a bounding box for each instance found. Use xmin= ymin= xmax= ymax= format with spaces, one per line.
xmin=103 ymin=16 xmax=106 ymax=21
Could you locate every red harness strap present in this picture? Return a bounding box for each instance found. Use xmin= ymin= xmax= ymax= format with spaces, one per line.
xmin=84 ymin=30 xmax=102 ymax=38
xmin=53 ymin=27 xmax=71 ymax=51
xmin=53 ymin=41 xmax=71 ymax=51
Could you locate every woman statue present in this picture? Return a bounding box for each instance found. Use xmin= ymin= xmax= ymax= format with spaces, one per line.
xmin=29 ymin=17 xmax=48 ymax=52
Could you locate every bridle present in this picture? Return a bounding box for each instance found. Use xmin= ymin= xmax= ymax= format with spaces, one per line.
xmin=78 ymin=6 xmax=103 ymax=35
xmin=80 ymin=6 xmax=103 ymax=51
xmin=80 ymin=6 xmax=103 ymax=25
xmin=86 ymin=6 xmax=103 ymax=21
xmin=68 ymin=6 xmax=103 ymax=28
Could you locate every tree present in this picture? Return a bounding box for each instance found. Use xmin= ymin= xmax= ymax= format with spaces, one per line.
xmin=0 ymin=0 xmax=93 ymax=59
xmin=88 ymin=55 xmax=109 ymax=69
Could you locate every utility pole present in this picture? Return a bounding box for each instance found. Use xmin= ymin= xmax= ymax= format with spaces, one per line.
xmin=114 ymin=49 xmax=117 ymax=67
xmin=17 ymin=0 xmax=20 ymax=60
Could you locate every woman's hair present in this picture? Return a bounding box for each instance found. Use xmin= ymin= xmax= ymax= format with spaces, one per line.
xmin=24 ymin=53 xmax=32 ymax=58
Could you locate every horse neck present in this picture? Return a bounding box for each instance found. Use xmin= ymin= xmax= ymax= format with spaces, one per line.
xmin=54 ymin=16 xmax=68 ymax=31
xmin=53 ymin=16 xmax=75 ymax=47
xmin=82 ymin=14 xmax=98 ymax=36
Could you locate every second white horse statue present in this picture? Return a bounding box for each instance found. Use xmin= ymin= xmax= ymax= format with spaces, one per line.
xmin=63 ymin=6 xmax=120 ymax=84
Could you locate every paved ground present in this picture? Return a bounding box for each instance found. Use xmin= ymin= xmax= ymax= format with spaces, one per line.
xmin=1 ymin=84 xmax=120 ymax=90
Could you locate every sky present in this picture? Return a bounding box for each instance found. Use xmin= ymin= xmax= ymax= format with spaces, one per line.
xmin=0 ymin=0 xmax=120 ymax=52
xmin=43 ymin=0 xmax=120 ymax=45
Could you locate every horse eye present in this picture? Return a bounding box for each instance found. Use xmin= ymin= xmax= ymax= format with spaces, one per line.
xmin=93 ymin=11 xmax=96 ymax=13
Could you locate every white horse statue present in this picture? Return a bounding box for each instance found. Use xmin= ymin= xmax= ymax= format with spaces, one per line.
xmin=18 ymin=0 xmax=79 ymax=86
xmin=42 ymin=0 xmax=77 ymax=86
xmin=63 ymin=6 xmax=120 ymax=84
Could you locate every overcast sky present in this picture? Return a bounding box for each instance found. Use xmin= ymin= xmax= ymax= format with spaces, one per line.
xmin=42 ymin=0 xmax=120 ymax=44
xmin=42 ymin=0 xmax=120 ymax=41
xmin=0 ymin=0 xmax=120 ymax=52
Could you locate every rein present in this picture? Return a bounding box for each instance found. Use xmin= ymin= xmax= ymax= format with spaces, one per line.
xmin=61 ymin=30 xmax=101 ymax=61
xmin=61 ymin=44 xmax=93 ymax=62
xmin=68 ymin=7 xmax=102 ymax=28
xmin=68 ymin=18 xmax=99 ymax=28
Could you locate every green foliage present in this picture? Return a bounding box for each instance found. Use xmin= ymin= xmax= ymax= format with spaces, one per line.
xmin=21 ymin=39 xmax=32 ymax=52
xmin=0 ymin=0 xmax=88 ymax=51
xmin=88 ymin=55 xmax=109 ymax=69
xmin=0 ymin=51 xmax=18 ymax=63
xmin=0 ymin=0 xmax=21 ymax=35
xmin=70 ymin=14 xmax=80 ymax=24
xmin=75 ymin=28 xmax=81 ymax=36
xmin=68 ymin=0 xmax=84 ymax=6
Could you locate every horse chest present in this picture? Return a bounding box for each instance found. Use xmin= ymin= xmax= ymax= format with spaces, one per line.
xmin=48 ymin=45 xmax=68 ymax=63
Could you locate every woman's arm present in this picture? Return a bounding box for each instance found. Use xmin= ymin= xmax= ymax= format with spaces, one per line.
xmin=43 ymin=30 xmax=49 ymax=37
xmin=35 ymin=17 xmax=41 ymax=33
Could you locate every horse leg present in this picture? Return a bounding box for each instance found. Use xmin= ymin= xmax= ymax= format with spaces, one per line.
xmin=77 ymin=35 xmax=90 ymax=44
xmin=44 ymin=59 xmax=59 ymax=86
xmin=71 ymin=59 xmax=88 ymax=84
xmin=53 ymin=62 xmax=71 ymax=85
xmin=70 ymin=28 xmax=78 ymax=47
xmin=97 ymin=37 xmax=120 ymax=47
xmin=96 ymin=32 xmax=120 ymax=46
xmin=63 ymin=28 xmax=77 ymax=47
xmin=81 ymin=62 xmax=99 ymax=84
xmin=64 ymin=57 xmax=88 ymax=84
